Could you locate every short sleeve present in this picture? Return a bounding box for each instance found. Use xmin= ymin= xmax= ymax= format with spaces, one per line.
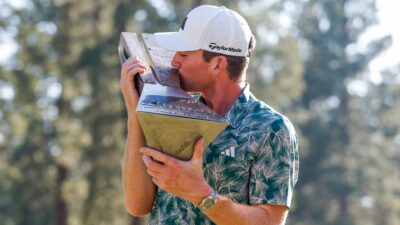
xmin=249 ymin=118 xmax=299 ymax=208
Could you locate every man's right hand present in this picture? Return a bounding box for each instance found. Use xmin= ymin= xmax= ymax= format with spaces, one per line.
xmin=119 ymin=56 xmax=147 ymax=112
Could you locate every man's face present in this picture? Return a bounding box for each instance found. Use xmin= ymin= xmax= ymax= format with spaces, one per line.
xmin=171 ymin=50 xmax=213 ymax=92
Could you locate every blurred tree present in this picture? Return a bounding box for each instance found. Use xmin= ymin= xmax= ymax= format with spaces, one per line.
xmin=239 ymin=1 xmax=305 ymax=115
xmin=0 ymin=0 xmax=159 ymax=224
xmin=352 ymin=65 xmax=400 ymax=225
xmin=0 ymin=1 xmax=61 ymax=224
xmin=3 ymin=0 xmax=398 ymax=225
xmin=0 ymin=0 xmax=305 ymax=224
xmin=292 ymin=0 xmax=395 ymax=225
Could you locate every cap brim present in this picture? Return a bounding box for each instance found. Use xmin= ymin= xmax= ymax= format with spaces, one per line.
xmin=154 ymin=32 xmax=199 ymax=52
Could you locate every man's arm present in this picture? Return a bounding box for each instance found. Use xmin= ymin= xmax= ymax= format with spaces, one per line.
xmin=120 ymin=57 xmax=156 ymax=216
xmin=203 ymin=197 xmax=288 ymax=225
xmin=141 ymin=138 xmax=289 ymax=225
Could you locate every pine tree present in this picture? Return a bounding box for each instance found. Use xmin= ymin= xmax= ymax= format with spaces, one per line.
xmin=293 ymin=0 xmax=393 ymax=224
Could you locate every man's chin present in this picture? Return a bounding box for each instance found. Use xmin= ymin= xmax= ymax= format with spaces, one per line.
xmin=179 ymin=79 xmax=191 ymax=92
xmin=182 ymin=86 xmax=194 ymax=93
xmin=178 ymin=75 xmax=198 ymax=92
xmin=182 ymin=85 xmax=198 ymax=93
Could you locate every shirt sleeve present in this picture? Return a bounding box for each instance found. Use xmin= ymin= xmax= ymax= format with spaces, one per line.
xmin=248 ymin=117 xmax=299 ymax=208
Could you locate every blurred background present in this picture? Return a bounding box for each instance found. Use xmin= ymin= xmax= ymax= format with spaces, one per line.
xmin=0 ymin=0 xmax=399 ymax=225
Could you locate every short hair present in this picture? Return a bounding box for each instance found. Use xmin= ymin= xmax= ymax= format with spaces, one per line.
xmin=202 ymin=35 xmax=256 ymax=81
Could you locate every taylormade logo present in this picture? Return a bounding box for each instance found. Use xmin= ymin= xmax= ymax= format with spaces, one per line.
xmin=209 ymin=42 xmax=242 ymax=53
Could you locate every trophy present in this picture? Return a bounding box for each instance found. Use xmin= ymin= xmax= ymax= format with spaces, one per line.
xmin=118 ymin=32 xmax=228 ymax=160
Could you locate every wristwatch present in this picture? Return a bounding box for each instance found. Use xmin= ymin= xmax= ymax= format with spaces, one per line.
xmin=198 ymin=189 xmax=218 ymax=211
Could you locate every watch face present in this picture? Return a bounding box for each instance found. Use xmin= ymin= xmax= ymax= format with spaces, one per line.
xmin=203 ymin=198 xmax=215 ymax=208
xmin=199 ymin=191 xmax=217 ymax=210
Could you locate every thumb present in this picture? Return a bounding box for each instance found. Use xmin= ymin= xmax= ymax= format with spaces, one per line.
xmin=191 ymin=137 xmax=205 ymax=161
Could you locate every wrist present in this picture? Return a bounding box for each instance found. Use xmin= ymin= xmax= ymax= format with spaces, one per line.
xmin=188 ymin=184 xmax=212 ymax=206
xmin=122 ymin=93 xmax=139 ymax=113
xmin=197 ymin=188 xmax=219 ymax=211
xmin=126 ymin=102 xmax=138 ymax=114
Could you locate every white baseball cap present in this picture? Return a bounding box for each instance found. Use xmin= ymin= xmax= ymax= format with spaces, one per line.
xmin=154 ymin=5 xmax=252 ymax=57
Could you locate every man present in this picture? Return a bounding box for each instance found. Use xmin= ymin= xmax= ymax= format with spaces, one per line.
xmin=120 ymin=5 xmax=299 ymax=225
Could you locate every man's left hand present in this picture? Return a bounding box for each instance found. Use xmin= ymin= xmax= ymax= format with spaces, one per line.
xmin=140 ymin=137 xmax=211 ymax=206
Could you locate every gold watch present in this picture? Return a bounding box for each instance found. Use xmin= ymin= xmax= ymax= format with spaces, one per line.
xmin=198 ymin=189 xmax=218 ymax=211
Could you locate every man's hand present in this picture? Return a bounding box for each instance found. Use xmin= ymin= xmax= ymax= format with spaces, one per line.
xmin=140 ymin=138 xmax=211 ymax=205
xmin=119 ymin=56 xmax=147 ymax=112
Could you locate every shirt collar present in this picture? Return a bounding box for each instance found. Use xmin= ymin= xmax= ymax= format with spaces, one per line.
xmin=223 ymin=83 xmax=252 ymax=128
xmin=198 ymin=83 xmax=252 ymax=128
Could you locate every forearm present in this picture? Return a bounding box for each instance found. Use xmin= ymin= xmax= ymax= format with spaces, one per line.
xmin=203 ymin=196 xmax=287 ymax=225
xmin=123 ymin=112 xmax=156 ymax=216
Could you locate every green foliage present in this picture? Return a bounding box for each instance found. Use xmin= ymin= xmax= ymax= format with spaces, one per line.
xmin=0 ymin=0 xmax=399 ymax=225
xmin=291 ymin=0 xmax=399 ymax=225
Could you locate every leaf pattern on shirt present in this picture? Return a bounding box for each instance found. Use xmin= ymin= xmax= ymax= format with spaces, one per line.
xmin=148 ymin=86 xmax=299 ymax=225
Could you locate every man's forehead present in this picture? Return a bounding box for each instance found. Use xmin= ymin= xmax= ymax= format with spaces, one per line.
xmin=177 ymin=49 xmax=203 ymax=54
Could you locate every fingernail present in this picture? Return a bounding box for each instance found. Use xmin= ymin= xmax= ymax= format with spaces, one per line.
xmin=142 ymin=155 xmax=148 ymax=165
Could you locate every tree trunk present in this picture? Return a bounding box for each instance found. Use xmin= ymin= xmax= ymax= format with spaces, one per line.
xmin=130 ymin=216 xmax=144 ymax=225
xmin=55 ymin=165 xmax=68 ymax=225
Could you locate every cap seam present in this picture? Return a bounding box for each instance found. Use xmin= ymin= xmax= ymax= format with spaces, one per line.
xmin=199 ymin=8 xmax=226 ymax=51
xmin=227 ymin=10 xmax=235 ymax=51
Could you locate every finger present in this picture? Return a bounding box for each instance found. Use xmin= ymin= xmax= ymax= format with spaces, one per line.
xmin=151 ymin=177 xmax=163 ymax=189
xmin=142 ymin=154 xmax=165 ymax=173
xmin=146 ymin=168 xmax=160 ymax=178
xmin=128 ymin=56 xmax=144 ymax=62
xmin=140 ymin=147 xmax=176 ymax=166
xmin=121 ymin=57 xmax=145 ymax=72
xmin=126 ymin=68 xmax=145 ymax=79
xmin=191 ymin=137 xmax=205 ymax=161
xmin=126 ymin=58 xmax=149 ymax=73
xmin=142 ymin=153 xmax=152 ymax=166
xmin=125 ymin=61 xmax=146 ymax=70
xmin=122 ymin=63 xmax=146 ymax=77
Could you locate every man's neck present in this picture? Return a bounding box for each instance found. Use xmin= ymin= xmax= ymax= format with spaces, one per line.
xmin=201 ymin=80 xmax=246 ymax=116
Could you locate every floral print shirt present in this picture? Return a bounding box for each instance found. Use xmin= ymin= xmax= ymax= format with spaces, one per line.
xmin=148 ymin=85 xmax=299 ymax=225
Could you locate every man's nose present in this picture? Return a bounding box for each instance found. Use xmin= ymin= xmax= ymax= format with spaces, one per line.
xmin=171 ymin=53 xmax=180 ymax=68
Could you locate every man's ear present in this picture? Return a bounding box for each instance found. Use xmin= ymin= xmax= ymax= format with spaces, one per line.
xmin=210 ymin=56 xmax=227 ymax=76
